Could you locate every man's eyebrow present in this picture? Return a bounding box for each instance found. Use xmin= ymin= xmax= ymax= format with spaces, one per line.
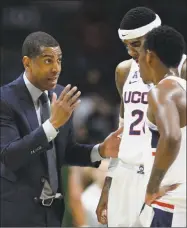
xmin=41 ymin=54 xmax=62 ymax=58
xmin=41 ymin=54 xmax=54 ymax=58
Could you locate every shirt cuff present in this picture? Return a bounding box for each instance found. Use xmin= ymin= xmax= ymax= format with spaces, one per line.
xmin=90 ymin=144 xmax=104 ymax=162
xmin=42 ymin=119 xmax=59 ymax=142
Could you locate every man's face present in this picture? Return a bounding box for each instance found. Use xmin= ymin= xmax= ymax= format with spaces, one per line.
xmin=123 ymin=36 xmax=144 ymax=62
xmin=138 ymin=44 xmax=153 ymax=84
xmin=23 ymin=46 xmax=62 ymax=91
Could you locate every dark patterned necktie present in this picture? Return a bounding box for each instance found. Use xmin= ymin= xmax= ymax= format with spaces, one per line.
xmin=39 ymin=92 xmax=58 ymax=193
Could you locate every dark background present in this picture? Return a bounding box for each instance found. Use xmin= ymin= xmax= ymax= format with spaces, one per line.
xmin=1 ymin=0 xmax=187 ymax=103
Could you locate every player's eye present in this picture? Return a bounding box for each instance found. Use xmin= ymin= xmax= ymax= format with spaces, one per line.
xmin=130 ymin=41 xmax=141 ymax=48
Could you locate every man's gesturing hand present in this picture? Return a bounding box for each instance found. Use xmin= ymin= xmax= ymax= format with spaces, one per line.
xmin=50 ymin=84 xmax=81 ymax=129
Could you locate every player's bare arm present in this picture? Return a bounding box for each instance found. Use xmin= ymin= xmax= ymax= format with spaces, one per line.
xmin=145 ymin=79 xmax=186 ymax=204
xmin=115 ymin=59 xmax=133 ymax=118
xmin=96 ymin=59 xmax=132 ymax=224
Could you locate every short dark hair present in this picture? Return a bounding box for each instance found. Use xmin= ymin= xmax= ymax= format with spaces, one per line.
xmin=120 ymin=7 xmax=156 ymax=30
xmin=22 ymin=31 xmax=59 ymax=58
xmin=144 ymin=25 xmax=185 ymax=68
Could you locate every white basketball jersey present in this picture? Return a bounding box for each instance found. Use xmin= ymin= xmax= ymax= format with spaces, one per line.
xmin=145 ymin=76 xmax=186 ymax=209
xmin=118 ymin=54 xmax=186 ymax=166
xmin=178 ymin=54 xmax=186 ymax=76
xmin=118 ymin=60 xmax=153 ymax=165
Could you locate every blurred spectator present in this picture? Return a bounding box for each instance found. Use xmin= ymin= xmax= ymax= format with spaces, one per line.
xmin=68 ymin=160 xmax=109 ymax=227
xmin=73 ymin=94 xmax=118 ymax=144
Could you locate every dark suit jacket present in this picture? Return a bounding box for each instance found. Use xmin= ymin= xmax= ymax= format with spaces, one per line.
xmin=0 ymin=74 xmax=100 ymax=226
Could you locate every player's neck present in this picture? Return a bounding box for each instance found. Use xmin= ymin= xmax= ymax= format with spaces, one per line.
xmin=164 ymin=69 xmax=178 ymax=79
xmin=153 ymin=66 xmax=174 ymax=84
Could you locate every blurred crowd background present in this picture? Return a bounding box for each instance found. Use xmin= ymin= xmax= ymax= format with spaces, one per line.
xmin=1 ymin=0 xmax=187 ymax=226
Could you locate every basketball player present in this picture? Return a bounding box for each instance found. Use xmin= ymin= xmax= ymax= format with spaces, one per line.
xmin=138 ymin=25 xmax=186 ymax=227
xmin=96 ymin=7 xmax=186 ymax=227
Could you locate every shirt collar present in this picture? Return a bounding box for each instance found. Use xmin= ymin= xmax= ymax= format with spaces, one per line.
xmin=23 ymin=72 xmax=48 ymax=104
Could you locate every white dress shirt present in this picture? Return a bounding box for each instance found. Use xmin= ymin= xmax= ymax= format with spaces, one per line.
xmin=23 ymin=72 xmax=103 ymax=162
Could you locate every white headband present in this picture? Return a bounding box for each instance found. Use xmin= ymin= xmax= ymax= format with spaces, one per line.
xmin=118 ymin=14 xmax=161 ymax=40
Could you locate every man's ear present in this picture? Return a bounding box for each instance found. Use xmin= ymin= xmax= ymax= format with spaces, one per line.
xmin=146 ymin=50 xmax=155 ymax=68
xmin=22 ymin=56 xmax=31 ymax=70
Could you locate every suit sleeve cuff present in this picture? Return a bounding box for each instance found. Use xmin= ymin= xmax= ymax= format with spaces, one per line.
xmin=42 ymin=119 xmax=59 ymax=142
xmin=90 ymin=144 xmax=104 ymax=162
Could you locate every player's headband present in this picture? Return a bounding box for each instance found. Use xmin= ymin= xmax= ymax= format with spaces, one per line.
xmin=118 ymin=14 xmax=161 ymax=40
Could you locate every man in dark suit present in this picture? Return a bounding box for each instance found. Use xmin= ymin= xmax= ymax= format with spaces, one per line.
xmin=0 ymin=31 xmax=122 ymax=227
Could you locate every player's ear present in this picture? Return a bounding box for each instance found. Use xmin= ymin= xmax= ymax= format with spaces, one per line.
xmin=146 ymin=50 xmax=153 ymax=67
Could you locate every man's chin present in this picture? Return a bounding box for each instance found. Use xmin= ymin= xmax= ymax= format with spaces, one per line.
xmin=48 ymin=84 xmax=57 ymax=90
xmin=42 ymin=83 xmax=57 ymax=91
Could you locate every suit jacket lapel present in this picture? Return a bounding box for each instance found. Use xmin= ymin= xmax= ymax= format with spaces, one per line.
xmin=15 ymin=75 xmax=39 ymax=131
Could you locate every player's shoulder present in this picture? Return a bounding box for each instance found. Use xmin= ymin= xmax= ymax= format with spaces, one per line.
xmin=149 ymin=76 xmax=186 ymax=103
xmin=157 ymin=76 xmax=186 ymax=90
xmin=116 ymin=59 xmax=133 ymax=78
xmin=115 ymin=59 xmax=133 ymax=87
